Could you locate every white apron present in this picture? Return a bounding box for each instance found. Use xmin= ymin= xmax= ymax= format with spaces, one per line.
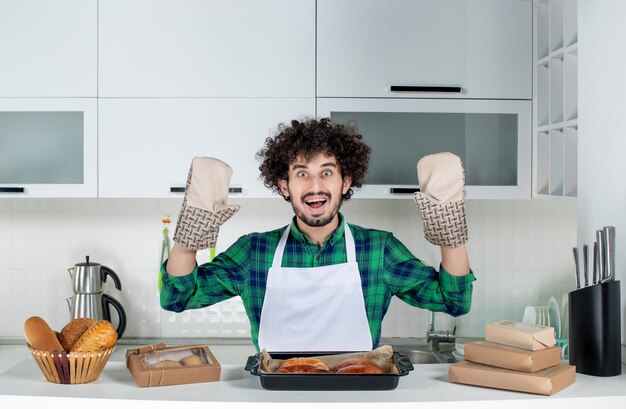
xmin=257 ymin=222 xmax=373 ymax=352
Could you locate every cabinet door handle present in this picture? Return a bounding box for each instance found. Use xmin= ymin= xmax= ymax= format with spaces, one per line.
xmin=0 ymin=187 xmax=25 ymax=193
xmin=390 ymin=85 xmax=463 ymax=93
xmin=170 ymin=186 xmax=243 ymax=194
xmin=389 ymin=187 xmax=420 ymax=194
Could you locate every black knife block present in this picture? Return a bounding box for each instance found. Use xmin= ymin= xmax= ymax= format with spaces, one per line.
xmin=568 ymin=280 xmax=622 ymax=376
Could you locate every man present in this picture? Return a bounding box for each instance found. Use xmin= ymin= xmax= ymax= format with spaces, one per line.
xmin=160 ymin=117 xmax=474 ymax=352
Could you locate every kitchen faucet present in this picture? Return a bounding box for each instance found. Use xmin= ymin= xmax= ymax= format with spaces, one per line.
xmin=426 ymin=311 xmax=456 ymax=351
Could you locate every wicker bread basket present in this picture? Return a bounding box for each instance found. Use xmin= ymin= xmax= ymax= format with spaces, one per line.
xmin=27 ymin=345 xmax=115 ymax=384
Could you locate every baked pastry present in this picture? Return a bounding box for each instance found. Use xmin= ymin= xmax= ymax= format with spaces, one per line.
xmin=333 ymin=357 xmax=379 ymax=372
xmin=59 ymin=318 xmax=96 ymax=352
xmin=278 ymin=357 xmax=329 ymax=371
xmin=336 ymin=364 xmax=383 ymax=374
xmin=24 ymin=316 xmax=64 ymax=352
xmin=180 ymin=354 xmax=204 ymax=366
xmin=70 ymin=320 xmax=118 ymax=352
xmin=333 ymin=357 xmax=382 ymax=374
xmin=276 ymin=363 xmax=330 ymax=374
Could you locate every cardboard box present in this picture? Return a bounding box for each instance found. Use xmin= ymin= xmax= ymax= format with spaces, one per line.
xmin=464 ymin=340 xmax=562 ymax=372
xmin=448 ymin=360 xmax=575 ymax=396
xmin=484 ymin=320 xmax=556 ymax=351
xmin=126 ymin=344 xmax=221 ymax=387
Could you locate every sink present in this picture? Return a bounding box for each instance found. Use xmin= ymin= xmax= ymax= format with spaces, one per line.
xmin=389 ymin=342 xmax=458 ymax=364
xmin=394 ymin=348 xmax=456 ymax=364
xmin=395 ymin=349 xmax=442 ymax=364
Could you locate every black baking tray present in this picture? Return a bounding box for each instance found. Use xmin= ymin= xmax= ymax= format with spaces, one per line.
xmin=244 ymin=351 xmax=414 ymax=391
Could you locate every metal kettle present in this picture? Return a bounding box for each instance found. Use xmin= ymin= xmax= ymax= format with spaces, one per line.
xmin=68 ymin=255 xmax=122 ymax=294
xmin=66 ymin=256 xmax=127 ymax=338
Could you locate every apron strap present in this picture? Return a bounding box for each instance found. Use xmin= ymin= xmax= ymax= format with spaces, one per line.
xmin=271 ymin=221 xmax=356 ymax=268
xmin=271 ymin=225 xmax=291 ymax=269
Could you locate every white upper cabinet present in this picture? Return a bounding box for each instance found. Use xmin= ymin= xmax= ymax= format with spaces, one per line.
xmin=0 ymin=0 xmax=97 ymax=97
xmin=0 ymin=98 xmax=98 ymax=197
xmin=318 ymin=98 xmax=531 ymax=199
xmin=98 ymin=0 xmax=315 ymax=98
xmin=98 ymin=98 xmax=315 ymax=198
xmin=317 ymin=0 xmax=532 ymax=100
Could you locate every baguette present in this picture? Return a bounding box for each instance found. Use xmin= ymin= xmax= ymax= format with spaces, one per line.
xmin=24 ymin=316 xmax=64 ymax=352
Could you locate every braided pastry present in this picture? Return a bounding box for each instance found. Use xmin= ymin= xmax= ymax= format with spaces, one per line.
xmin=70 ymin=320 xmax=118 ymax=352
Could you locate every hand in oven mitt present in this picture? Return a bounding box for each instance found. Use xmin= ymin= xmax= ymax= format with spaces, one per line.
xmin=413 ymin=152 xmax=468 ymax=247
xmin=173 ymin=157 xmax=240 ymax=250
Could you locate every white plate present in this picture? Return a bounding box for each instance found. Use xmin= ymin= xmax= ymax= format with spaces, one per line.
xmin=454 ymin=342 xmax=465 ymax=357
xmin=522 ymin=306 xmax=536 ymax=325
xmin=548 ymin=297 xmax=561 ymax=338
xmin=561 ymin=293 xmax=569 ymax=339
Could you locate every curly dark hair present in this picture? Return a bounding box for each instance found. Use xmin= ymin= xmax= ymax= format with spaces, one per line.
xmin=257 ymin=117 xmax=371 ymax=200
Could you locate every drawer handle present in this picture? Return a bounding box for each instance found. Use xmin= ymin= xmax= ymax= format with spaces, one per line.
xmin=390 ymin=85 xmax=463 ymax=93
xmin=390 ymin=187 xmax=420 ymax=194
xmin=0 ymin=187 xmax=25 ymax=193
xmin=170 ymin=186 xmax=243 ymax=194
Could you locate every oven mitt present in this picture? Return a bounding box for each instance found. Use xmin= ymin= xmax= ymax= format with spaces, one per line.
xmin=413 ymin=152 xmax=468 ymax=247
xmin=173 ymin=157 xmax=240 ymax=250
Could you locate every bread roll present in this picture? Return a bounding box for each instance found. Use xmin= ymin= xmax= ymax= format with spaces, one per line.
xmin=70 ymin=320 xmax=118 ymax=352
xmin=24 ymin=316 xmax=64 ymax=352
xmin=180 ymin=354 xmax=204 ymax=366
xmin=59 ymin=318 xmax=96 ymax=352
xmin=152 ymin=360 xmax=183 ymax=369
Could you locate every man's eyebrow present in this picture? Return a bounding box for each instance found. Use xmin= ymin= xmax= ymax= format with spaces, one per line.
xmin=290 ymin=162 xmax=338 ymax=170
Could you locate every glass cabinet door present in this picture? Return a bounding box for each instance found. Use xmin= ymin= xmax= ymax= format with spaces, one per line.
xmin=0 ymin=98 xmax=97 ymax=197
xmin=317 ymin=98 xmax=531 ymax=199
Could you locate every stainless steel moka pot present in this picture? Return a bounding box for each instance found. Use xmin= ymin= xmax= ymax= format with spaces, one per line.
xmin=66 ymin=256 xmax=127 ymax=338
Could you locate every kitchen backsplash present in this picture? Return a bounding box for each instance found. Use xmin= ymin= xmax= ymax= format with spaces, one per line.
xmin=0 ymin=198 xmax=576 ymax=340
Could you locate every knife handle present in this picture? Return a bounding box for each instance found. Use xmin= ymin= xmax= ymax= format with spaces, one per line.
xmin=593 ymin=242 xmax=598 ymax=284
xmin=573 ymin=246 xmax=580 ymax=289
xmin=596 ymin=230 xmax=605 ymax=281
xmin=582 ymin=244 xmax=589 ymax=287
xmin=601 ymin=226 xmax=615 ymax=282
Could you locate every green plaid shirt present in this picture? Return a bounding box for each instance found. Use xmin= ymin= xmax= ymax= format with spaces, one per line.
xmin=160 ymin=213 xmax=475 ymax=351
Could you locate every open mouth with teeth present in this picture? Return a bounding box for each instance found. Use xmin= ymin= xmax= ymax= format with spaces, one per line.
xmin=304 ymin=196 xmax=328 ymax=212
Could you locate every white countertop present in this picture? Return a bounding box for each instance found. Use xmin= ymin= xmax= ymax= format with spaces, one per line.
xmin=1 ymin=344 xmax=626 ymax=409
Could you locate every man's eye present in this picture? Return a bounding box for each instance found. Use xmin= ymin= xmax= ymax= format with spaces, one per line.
xmin=297 ymin=171 xmax=307 ymax=178
xmin=322 ymin=170 xmax=332 ymax=177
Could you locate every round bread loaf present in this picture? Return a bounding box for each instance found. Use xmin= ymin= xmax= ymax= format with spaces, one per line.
xmin=59 ymin=318 xmax=96 ymax=352
xmin=152 ymin=360 xmax=183 ymax=369
xmin=70 ymin=320 xmax=118 ymax=352
xmin=180 ymin=354 xmax=204 ymax=366
xmin=24 ymin=316 xmax=64 ymax=352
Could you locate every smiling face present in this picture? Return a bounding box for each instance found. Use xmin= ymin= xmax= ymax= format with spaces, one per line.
xmin=278 ymin=154 xmax=352 ymax=229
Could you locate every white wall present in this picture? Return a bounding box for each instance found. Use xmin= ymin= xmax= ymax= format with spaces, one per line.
xmin=578 ymin=1 xmax=626 ymax=343
xmin=0 ymin=198 xmax=576 ymax=341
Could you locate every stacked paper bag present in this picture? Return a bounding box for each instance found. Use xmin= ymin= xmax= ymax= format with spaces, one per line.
xmin=449 ymin=320 xmax=575 ymax=395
